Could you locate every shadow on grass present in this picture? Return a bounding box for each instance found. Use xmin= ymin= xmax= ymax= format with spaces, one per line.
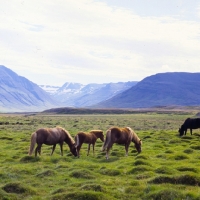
xmin=20 ymin=156 xmax=40 ymax=163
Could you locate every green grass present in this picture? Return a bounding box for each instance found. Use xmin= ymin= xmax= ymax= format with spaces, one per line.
xmin=1 ymin=112 xmax=200 ymax=199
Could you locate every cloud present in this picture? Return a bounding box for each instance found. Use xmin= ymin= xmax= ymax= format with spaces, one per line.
xmin=0 ymin=0 xmax=200 ymax=85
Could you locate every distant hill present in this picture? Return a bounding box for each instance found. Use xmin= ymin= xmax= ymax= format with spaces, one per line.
xmin=40 ymin=81 xmax=138 ymax=107
xmin=94 ymin=72 xmax=200 ymax=108
xmin=0 ymin=65 xmax=61 ymax=112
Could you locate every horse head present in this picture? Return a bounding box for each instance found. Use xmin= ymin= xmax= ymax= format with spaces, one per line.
xmin=135 ymin=140 xmax=142 ymax=153
xmin=179 ymin=125 xmax=185 ymax=136
xmin=99 ymin=132 xmax=104 ymax=142
xmin=70 ymin=143 xmax=78 ymax=157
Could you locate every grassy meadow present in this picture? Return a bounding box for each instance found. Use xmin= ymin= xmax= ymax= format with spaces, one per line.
xmin=0 ymin=111 xmax=200 ymax=199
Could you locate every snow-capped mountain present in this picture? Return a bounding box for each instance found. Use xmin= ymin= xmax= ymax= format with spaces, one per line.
xmin=39 ymin=85 xmax=60 ymax=95
xmin=40 ymin=81 xmax=138 ymax=107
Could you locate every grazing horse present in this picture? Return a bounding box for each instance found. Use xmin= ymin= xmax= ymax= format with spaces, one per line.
xmin=179 ymin=118 xmax=200 ymax=136
xmin=102 ymin=126 xmax=142 ymax=159
xmin=75 ymin=130 xmax=104 ymax=157
xmin=29 ymin=127 xmax=77 ymax=157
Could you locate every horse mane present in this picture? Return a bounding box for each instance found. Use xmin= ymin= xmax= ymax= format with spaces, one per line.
xmin=127 ymin=127 xmax=141 ymax=144
xmin=57 ymin=126 xmax=75 ymax=144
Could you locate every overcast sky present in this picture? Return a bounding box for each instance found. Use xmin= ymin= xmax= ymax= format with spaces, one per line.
xmin=1 ymin=0 xmax=200 ymax=86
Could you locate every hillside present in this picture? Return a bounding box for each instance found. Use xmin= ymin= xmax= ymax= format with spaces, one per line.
xmin=0 ymin=65 xmax=61 ymax=112
xmin=94 ymin=72 xmax=200 ymax=108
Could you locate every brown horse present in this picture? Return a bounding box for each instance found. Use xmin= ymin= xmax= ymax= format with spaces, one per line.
xmin=29 ymin=127 xmax=77 ymax=157
xmin=102 ymin=126 xmax=142 ymax=159
xmin=75 ymin=130 xmax=104 ymax=157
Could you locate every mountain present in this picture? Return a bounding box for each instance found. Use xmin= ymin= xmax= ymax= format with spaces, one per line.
xmin=94 ymin=72 xmax=200 ymax=108
xmin=0 ymin=65 xmax=61 ymax=112
xmin=40 ymin=81 xmax=138 ymax=107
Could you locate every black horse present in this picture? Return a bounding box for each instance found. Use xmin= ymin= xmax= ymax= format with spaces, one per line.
xmin=179 ymin=118 xmax=200 ymax=136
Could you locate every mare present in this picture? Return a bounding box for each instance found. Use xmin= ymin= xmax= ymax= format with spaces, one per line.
xmin=102 ymin=126 xmax=142 ymax=159
xmin=29 ymin=127 xmax=77 ymax=157
xmin=179 ymin=118 xmax=200 ymax=136
xmin=75 ymin=130 xmax=104 ymax=157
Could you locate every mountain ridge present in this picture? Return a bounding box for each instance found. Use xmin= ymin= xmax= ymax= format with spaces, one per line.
xmin=94 ymin=72 xmax=200 ymax=108
xmin=0 ymin=65 xmax=61 ymax=112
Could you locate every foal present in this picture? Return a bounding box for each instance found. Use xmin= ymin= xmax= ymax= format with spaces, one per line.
xmin=75 ymin=130 xmax=104 ymax=157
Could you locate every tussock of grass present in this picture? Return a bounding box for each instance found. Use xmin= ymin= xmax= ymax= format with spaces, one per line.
xmin=136 ymin=172 xmax=154 ymax=180
xmin=173 ymin=154 xmax=189 ymax=160
xmin=144 ymin=189 xmax=182 ymax=200
xmin=177 ymin=166 xmax=198 ymax=173
xmin=149 ymin=174 xmax=200 ymax=186
xmin=190 ymin=145 xmax=200 ymax=150
xmin=2 ymin=182 xmax=36 ymax=195
xmin=134 ymin=159 xmax=151 ymax=166
xmin=80 ymin=184 xmax=104 ymax=192
xmin=155 ymin=166 xmax=173 ymax=174
xmin=36 ymin=170 xmax=56 ymax=178
xmin=0 ymin=136 xmax=13 ymax=140
xmin=50 ymin=191 xmax=107 ymax=200
xmin=183 ymin=148 xmax=193 ymax=154
xmin=165 ymin=149 xmax=174 ymax=153
xmin=51 ymin=188 xmax=66 ymax=195
xmin=70 ymin=169 xmax=95 ymax=179
xmin=135 ymin=155 xmax=148 ymax=160
xmin=99 ymin=168 xmax=121 ymax=176
xmin=129 ymin=166 xmax=151 ymax=174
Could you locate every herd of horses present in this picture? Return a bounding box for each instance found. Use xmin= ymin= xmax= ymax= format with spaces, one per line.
xmin=28 ymin=126 xmax=142 ymax=159
xmin=28 ymin=117 xmax=200 ymax=159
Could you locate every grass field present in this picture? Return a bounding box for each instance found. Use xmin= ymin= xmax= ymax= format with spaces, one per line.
xmin=0 ymin=111 xmax=200 ymax=199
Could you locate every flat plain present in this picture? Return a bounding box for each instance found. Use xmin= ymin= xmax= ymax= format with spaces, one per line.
xmin=0 ymin=110 xmax=200 ymax=199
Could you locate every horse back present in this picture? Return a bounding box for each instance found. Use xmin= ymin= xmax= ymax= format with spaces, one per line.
xmin=76 ymin=132 xmax=95 ymax=144
xmin=36 ymin=128 xmax=63 ymax=145
xmin=184 ymin=118 xmax=200 ymax=129
xmin=110 ymin=127 xmax=132 ymax=144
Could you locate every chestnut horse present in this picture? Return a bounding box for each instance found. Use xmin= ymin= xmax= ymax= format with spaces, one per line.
xmin=29 ymin=127 xmax=77 ymax=157
xmin=75 ymin=130 xmax=104 ymax=157
xmin=102 ymin=126 xmax=142 ymax=159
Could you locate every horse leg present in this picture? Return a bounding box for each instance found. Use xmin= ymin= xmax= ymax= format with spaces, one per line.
xmin=106 ymin=148 xmax=110 ymax=160
xmin=185 ymin=129 xmax=187 ymax=135
xmin=35 ymin=145 xmax=38 ymax=157
xmin=92 ymin=143 xmax=95 ymax=156
xmin=87 ymin=144 xmax=91 ymax=156
xmin=35 ymin=144 xmax=42 ymax=157
xmin=190 ymin=129 xmax=192 ymax=135
xmin=59 ymin=143 xmax=63 ymax=156
xmin=51 ymin=144 xmax=56 ymax=156
xmin=76 ymin=144 xmax=82 ymax=158
xmin=37 ymin=144 xmax=42 ymax=156
xmin=125 ymin=144 xmax=129 ymax=156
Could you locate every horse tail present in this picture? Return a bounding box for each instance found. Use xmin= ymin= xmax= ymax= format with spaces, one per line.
xmin=102 ymin=129 xmax=111 ymax=151
xmin=29 ymin=132 xmax=37 ymax=155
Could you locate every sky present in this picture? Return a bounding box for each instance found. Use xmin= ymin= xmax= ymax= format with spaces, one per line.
xmin=1 ymin=0 xmax=200 ymax=86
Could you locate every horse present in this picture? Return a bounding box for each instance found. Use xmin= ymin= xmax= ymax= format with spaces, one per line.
xmin=179 ymin=118 xmax=200 ymax=136
xmin=29 ymin=127 xmax=77 ymax=157
xmin=101 ymin=126 xmax=142 ymax=159
xmin=75 ymin=130 xmax=104 ymax=157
